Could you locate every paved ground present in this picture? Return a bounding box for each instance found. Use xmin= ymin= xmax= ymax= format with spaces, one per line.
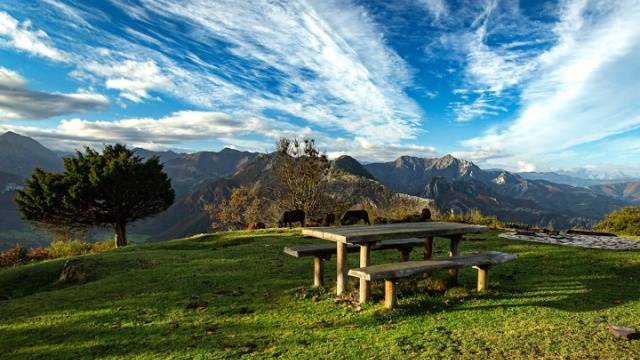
xmin=499 ymin=232 xmax=640 ymax=250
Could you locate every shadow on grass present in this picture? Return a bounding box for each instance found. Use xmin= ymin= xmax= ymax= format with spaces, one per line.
xmin=376 ymin=239 xmax=640 ymax=314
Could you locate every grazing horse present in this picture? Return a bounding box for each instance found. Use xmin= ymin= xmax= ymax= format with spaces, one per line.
xmin=246 ymin=222 xmax=266 ymax=230
xmin=322 ymin=213 xmax=335 ymax=227
xmin=341 ymin=210 xmax=370 ymax=225
xmin=421 ymin=208 xmax=432 ymax=222
xmin=278 ymin=210 xmax=306 ymax=228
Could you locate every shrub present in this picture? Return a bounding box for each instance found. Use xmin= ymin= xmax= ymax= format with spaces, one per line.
xmin=0 ymin=244 xmax=28 ymax=267
xmin=26 ymin=246 xmax=51 ymax=262
xmin=594 ymin=206 xmax=640 ymax=236
xmin=49 ymin=240 xmax=94 ymax=258
xmin=1 ymin=238 xmax=117 ymax=268
xmin=91 ymin=239 xmax=116 ymax=253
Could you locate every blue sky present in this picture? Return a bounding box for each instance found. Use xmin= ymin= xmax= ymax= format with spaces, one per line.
xmin=1 ymin=0 xmax=639 ymax=177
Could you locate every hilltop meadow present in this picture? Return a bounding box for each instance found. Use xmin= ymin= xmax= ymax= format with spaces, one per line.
xmin=1 ymin=228 xmax=640 ymax=359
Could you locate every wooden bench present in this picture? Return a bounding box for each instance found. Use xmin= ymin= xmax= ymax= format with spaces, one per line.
xmin=284 ymin=238 xmax=425 ymax=287
xmin=348 ymin=251 xmax=517 ymax=309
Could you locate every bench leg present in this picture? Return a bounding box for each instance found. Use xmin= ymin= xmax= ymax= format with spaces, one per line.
xmin=423 ymin=236 xmax=434 ymax=259
xmin=475 ymin=265 xmax=491 ymax=292
xmin=399 ymin=249 xmax=411 ymax=262
xmin=359 ymin=243 xmax=372 ymax=303
xmin=313 ymin=255 xmax=330 ymax=287
xmin=385 ymin=280 xmax=398 ymax=309
xmin=336 ymin=243 xmax=348 ymax=296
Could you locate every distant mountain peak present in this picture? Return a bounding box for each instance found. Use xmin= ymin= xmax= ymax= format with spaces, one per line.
xmin=333 ymin=155 xmax=375 ymax=180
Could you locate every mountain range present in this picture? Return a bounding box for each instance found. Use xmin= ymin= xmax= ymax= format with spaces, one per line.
xmin=1 ymin=131 xmax=639 ymax=250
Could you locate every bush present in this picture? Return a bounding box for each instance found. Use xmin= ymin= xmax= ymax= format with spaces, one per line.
xmin=49 ymin=240 xmax=94 ymax=258
xmin=594 ymin=206 xmax=640 ymax=236
xmin=91 ymin=239 xmax=116 ymax=253
xmin=26 ymin=246 xmax=51 ymax=262
xmin=0 ymin=244 xmax=28 ymax=267
xmin=1 ymin=238 xmax=117 ymax=268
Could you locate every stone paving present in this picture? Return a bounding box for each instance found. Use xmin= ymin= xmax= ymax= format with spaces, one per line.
xmin=499 ymin=232 xmax=640 ymax=250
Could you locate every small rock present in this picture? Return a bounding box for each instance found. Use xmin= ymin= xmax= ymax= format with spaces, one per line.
xmin=59 ymin=260 xmax=86 ymax=282
xmin=608 ymin=325 xmax=639 ymax=340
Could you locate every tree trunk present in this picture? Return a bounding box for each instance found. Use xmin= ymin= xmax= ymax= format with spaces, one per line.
xmin=114 ymin=223 xmax=128 ymax=248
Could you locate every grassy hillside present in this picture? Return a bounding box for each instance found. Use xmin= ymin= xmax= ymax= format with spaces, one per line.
xmin=1 ymin=229 xmax=640 ymax=359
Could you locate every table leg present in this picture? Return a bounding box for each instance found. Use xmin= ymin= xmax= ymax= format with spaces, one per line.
xmin=424 ymin=236 xmax=434 ymax=259
xmin=359 ymin=243 xmax=372 ymax=303
xmin=336 ymin=243 xmax=348 ymax=296
xmin=449 ymin=235 xmax=463 ymax=283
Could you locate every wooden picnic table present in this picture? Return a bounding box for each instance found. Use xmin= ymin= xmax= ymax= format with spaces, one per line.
xmin=301 ymin=222 xmax=489 ymax=302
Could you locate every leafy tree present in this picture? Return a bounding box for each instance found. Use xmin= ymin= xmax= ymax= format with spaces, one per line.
xmin=271 ymin=138 xmax=331 ymax=220
xmin=16 ymin=144 xmax=175 ymax=247
xmin=594 ymin=206 xmax=640 ymax=236
xmin=204 ymin=185 xmax=271 ymax=230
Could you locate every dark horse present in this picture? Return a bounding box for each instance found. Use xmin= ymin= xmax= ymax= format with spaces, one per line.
xmin=278 ymin=210 xmax=306 ymax=228
xmin=341 ymin=210 xmax=370 ymax=225
xmin=421 ymin=208 xmax=432 ymax=221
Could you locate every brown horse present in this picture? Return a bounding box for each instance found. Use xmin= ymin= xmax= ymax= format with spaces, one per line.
xmin=246 ymin=222 xmax=266 ymax=230
xmin=341 ymin=210 xmax=370 ymax=225
xmin=322 ymin=213 xmax=335 ymax=226
xmin=278 ymin=210 xmax=306 ymax=228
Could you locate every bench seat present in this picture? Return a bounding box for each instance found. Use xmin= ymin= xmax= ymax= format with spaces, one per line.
xmin=348 ymin=251 xmax=517 ymax=308
xmin=284 ymin=238 xmax=425 ymax=286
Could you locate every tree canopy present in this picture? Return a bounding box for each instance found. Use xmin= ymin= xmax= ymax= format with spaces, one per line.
xmin=16 ymin=144 xmax=175 ymax=247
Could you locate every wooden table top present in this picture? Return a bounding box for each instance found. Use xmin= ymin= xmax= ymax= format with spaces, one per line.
xmin=301 ymin=222 xmax=489 ymax=244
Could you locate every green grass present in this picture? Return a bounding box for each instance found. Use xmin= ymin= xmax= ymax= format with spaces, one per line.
xmin=1 ymin=229 xmax=640 ymax=359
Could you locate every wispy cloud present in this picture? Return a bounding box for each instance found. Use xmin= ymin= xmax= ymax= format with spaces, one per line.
xmin=0 ymin=66 xmax=108 ymax=120
xmin=415 ymin=0 xmax=448 ymax=21
xmin=433 ymin=0 xmax=551 ymax=122
xmin=54 ymin=0 xmax=422 ymax=143
xmin=460 ymin=0 xmax=640 ymax=170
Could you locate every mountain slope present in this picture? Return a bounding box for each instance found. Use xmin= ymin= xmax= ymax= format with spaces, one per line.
xmin=367 ymin=155 xmax=627 ymax=228
xmin=0 ymin=132 xmax=62 ymax=178
xmin=162 ymin=148 xmax=260 ymax=196
xmin=590 ymin=182 xmax=640 ymax=204
xmin=365 ymin=154 xmax=482 ymax=194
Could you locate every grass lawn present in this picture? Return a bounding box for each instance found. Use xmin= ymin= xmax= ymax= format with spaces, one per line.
xmin=1 ymin=228 xmax=639 ymax=359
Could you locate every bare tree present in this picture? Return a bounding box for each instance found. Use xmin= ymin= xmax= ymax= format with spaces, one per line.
xmin=271 ymin=138 xmax=331 ymax=221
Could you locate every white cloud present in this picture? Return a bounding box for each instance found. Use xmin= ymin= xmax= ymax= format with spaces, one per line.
xmin=516 ymin=161 xmax=536 ymax=172
xmin=82 ymin=60 xmax=174 ymax=103
xmin=0 ymin=11 xmax=65 ymax=61
xmin=324 ymin=136 xmax=437 ymax=163
xmin=0 ymin=111 xmax=306 ymax=151
xmin=0 ymin=66 xmax=25 ymax=88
